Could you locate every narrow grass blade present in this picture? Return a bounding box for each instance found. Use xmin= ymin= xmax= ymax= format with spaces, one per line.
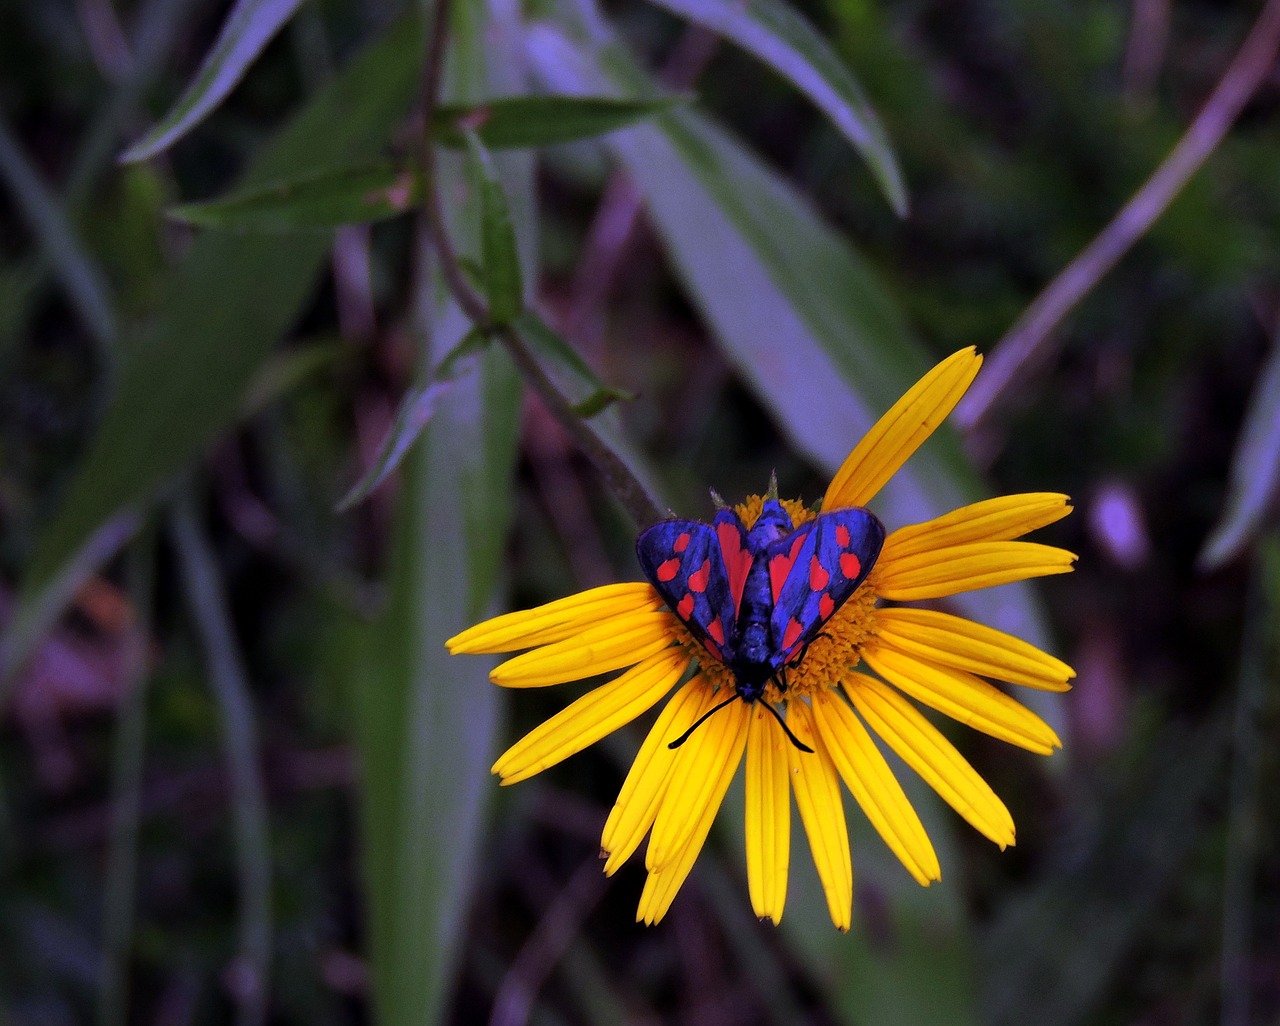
xmin=96 ymin=537 xmax=154 ymax=1026
xmin=0 ymin=111 xmax=117 ymax=355
xmin=1219 ymin=535 xmax=1280 ymax=1026
xmin=433 ymin=95 xmax=685 ymax=148
xmin=121 ymin=0 xmax=312 ymax=162
xmin=344 ymin=8 xmax=528 ymax=1023
xmin=172 ymin=494 xmax=271 ymax=1026
xmin=347 ymin=314 xmax=521 ymax=1026
xmin=1200 ymin=335 xmax=1280 ymax=569
xmin=0 ymin=512 xmax=140 ymax=694
xmin=638 ymin=0 xmax=907 ymax=214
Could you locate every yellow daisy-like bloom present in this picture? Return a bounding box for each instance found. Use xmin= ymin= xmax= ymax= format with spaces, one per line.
xmin=447 ymin=348 xmax=1076 ymax=930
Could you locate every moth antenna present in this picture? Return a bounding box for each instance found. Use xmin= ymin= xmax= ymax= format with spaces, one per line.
xmin=763 ymin=702 xmax=814 ymax=754
xmin=667 ymin=692 xmax=740 ymax=749
xmin=766 ymin=470 xmax=779 ymax=500
xmin=709 ymin=488 xmax=728 ymax=510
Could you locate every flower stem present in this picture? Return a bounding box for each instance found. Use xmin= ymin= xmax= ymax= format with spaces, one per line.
xmin=96 ymin=535 xmax=153 ymax=1026
xmin=415 ymin=0 xmax=665 ymax=529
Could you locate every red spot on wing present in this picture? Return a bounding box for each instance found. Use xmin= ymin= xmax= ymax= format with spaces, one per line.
xmin=676 ymin=593 xmax=696 ymax=619
xmin=703 ymin=639 xmax=723 ymax=661
xmin=674 ymin=532 xmax=690 ymax=553
xmin=819 ymin=593 xmax=835 ymax=619
xmin=707 ymin=618 xmax=726 ymax=645
xmin=717 ymin=521 xmax=751 ymax=613
xmin=782 ymin=617 xmax=803 ymax=652
xmin=836 ymin=524 xmax=851 ymax=547
xmin=770 ymin=533 xmax=807 ymax=602
xmin=839 ymin=552 xmax=862 ymax=579
xmin=657 ymin=558 xmax=681 ymax=582
xmin=688 ymin=558 xmax=712 ymax=593
xmin=809 ymin=555 xmax=830 ymax=591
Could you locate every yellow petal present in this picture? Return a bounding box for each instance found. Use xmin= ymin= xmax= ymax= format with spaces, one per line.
xmin=860 ymin=644 xmax=1062 ymax=753
xmin=645 ymin=694 xmax=749 ymax=871
xmin=845 ymin=673 xmax=1015 ymax=848
xmin=492 ymin=649 xmax=691 ymax=784
xmin=637 ymin=699 xmax=750 ymax=925
xmin=489 ymin=611 xmax=678 ymax=688
xmin=874 ymin=541 xmax=1077 ymax=602
xmin=787 ymin=702 xmax=853 ymax=932
xmin=745 ymin=708 xmax=791 ymax=924
xmin=823 ymin=348 xmax=982 ymax=510
xmin=874 ymin=607 xmax=1075 ymax=691
xmin=810 ymin=689 xmax=940 ymax=885
xmin=446 ymin=582 xmax=660 ymax=653
xmin=601 ymin=677 xmax=714 ymax=875
xmin=883 ymin=493 xmax=1073 ymax=559
xmin=636 ymin=765 xmax=726 ymax=925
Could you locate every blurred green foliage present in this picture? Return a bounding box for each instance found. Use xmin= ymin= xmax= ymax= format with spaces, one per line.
xmin=2 ymin=0 xmax=1279 ymax=1024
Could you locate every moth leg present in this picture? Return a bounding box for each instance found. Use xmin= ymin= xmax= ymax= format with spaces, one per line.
xmin=667 ymin=692 xmax=740 ymax=750
xmin=762 ymin=701 xmax=813 ymax=754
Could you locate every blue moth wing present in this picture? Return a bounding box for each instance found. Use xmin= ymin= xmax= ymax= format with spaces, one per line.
xmin=636 ymin=519 xmax=738 ymax=663
xmin=765 ymin=507 xmax=885 ymax=666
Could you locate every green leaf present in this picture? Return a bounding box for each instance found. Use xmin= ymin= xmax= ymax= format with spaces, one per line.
xmin=434 ymin=94 xmax=685 ymax=149
xmin=335 ymin=328 xmax=490 ymax=512
xmin=346 ymin=10 xmax=531 ymax=1025
xmin=1200 ymin=334 xmax=1280 ymax=569
xmin=636 ymin=0 xmax=907 ymax=215
xmin=336 ymin=384 xmax=454 ymax=513
xmin=240 ymin=340 xmax=343 ymax=417
xmin=347 ymin=324 xmax=520 ymax=1026
xmin=169 ymin=162 xmax=418 ymax=231
xmin=464 ymin=130 xmax=523 ymax=324
xmin=120 ymin=0 xmax=312 ymax=162
xmin=3 ymin=17 xmax=425 ymax=688
xmin=570 ymin=385 xmax=636 ymax=417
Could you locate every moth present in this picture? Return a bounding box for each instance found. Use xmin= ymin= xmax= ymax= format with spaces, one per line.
xmin=636 ymin=496 xmax=884 ymax=750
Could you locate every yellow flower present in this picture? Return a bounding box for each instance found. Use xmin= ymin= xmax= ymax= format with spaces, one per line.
xmin=447 ymin=348 xmax=1076 ymax=930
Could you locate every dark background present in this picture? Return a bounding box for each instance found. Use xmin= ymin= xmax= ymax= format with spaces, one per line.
xmin=1 ymin=0 xmax=1278 ymax=1023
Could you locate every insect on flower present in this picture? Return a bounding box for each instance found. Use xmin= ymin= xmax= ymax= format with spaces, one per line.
xmin=448 ymin=348 xmax=1077 ymax=930
xmin=636 ymin=493 xmax=883 ymax=752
